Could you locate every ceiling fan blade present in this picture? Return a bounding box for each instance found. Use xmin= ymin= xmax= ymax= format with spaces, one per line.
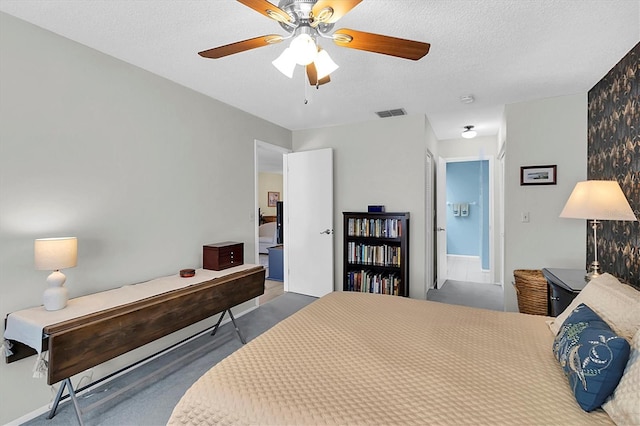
xmin=318 ymin=74 xmax=331 ymax=85
xmin=333 ymin=28 xmax=430 ymax=60
xmin=311 ymin=0 xmax=362 ymax=25
xmin=198 ymin=35 xmax=283 ymax=59
xmin=306 ymin=63 xmax=330 ymax=86
xmin=306 ymin=62 xmax=318 ymax=85
xmin=236 ymin=0 xmax=293 ymax=24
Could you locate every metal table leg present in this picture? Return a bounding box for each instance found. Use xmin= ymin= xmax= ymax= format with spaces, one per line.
xmin=210 ymin=309 xmax=246 ymax=344
xmin=48 ymin=378 xmax=84 ymax=426
xmin=227 ymin=309 xmax=247 ymax=344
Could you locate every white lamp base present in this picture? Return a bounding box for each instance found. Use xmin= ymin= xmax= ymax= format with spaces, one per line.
xmin=43 ymin=270 xmax=68 ymax=311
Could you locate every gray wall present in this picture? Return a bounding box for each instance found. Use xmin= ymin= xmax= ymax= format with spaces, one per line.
xmin=503 ymin=93 xmax=588 ymax=311
xmin=0 ymin=13 xmax=291 ymax=423
xmin=293 ymin=115 xmax=439 ymax=300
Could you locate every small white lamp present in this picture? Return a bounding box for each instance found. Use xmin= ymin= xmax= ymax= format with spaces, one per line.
xmin=560 ymin=180 xmax=637 ymax=281
xmin=34 ymin=237 xmax=78 ymax=310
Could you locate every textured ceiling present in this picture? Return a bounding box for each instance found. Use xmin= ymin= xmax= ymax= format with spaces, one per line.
xmin=1 ymin=0 xmax=638 ymax=140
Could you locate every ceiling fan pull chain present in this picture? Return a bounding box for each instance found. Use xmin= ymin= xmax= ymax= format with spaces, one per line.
xmin=303 ymin=69 xmax=309 ymax=105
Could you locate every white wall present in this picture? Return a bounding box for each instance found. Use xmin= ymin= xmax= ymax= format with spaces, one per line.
xmin=0 ymin=13 xmax=291 ymax=423
xmin=292 ymin=114 xmax=439 ymax=299
xmin=503 ymin=93 xmax=587 ymax=311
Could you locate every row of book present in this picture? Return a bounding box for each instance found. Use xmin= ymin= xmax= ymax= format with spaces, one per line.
xmin=345 ymin=270 xmax=401 ymax=295
xmin=346 ymin=218 xmax=403 ymax=238
xmin=346 ymin=242 xmax=401 ymax=267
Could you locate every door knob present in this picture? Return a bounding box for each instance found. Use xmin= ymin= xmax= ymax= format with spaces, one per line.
xmin=320 ymin=229 xmax=333 ymax=235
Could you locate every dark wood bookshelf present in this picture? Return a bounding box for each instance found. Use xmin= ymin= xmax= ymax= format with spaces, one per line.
xmin=343 ymin=212 xmax=410 ymax=297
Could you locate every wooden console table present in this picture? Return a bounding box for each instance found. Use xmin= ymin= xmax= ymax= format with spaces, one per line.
xmin=4 ymin=265 xmax=265 ymax=424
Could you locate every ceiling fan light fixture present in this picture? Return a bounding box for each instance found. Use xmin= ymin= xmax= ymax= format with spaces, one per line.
xmin=290 ymin=34 xmax=318 ymax=65
xmin=314 ymin=48 xmax=339 ymax=79
xmin=272 ymin=47 xmax=297 ymax=78
xmin=461 ymin=125 xmax=477 ymax=139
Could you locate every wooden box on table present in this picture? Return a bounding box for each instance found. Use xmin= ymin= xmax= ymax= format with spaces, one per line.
xmin=203 ymin=242 xmax=244 ymax=271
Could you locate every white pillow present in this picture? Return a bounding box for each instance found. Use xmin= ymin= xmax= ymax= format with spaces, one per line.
xmin=548 ymin=273 xmax=640 ymax=341
xmin=603 ymin=328 xmax=640 ymax=425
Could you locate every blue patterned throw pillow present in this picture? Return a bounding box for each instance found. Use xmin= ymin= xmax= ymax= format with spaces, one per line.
xmin=552 ymin=303 xmax=630 ymax=411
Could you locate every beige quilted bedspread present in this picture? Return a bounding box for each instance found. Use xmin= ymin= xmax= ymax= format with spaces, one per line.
xmin=168 ymin=292 xmax=613 ymax=425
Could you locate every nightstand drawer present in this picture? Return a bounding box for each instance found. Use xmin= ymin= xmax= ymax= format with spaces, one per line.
xmin=542 ymin=268 xmax=587 ymax=317
xmin=203 ymin=242 xmax=244 ymax=271
xmin=548 ymin=282 xmax=577 ymax=317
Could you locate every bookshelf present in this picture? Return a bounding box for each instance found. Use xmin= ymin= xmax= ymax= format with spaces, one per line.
xmin=343 ymin=212 xmax=410 ymax=297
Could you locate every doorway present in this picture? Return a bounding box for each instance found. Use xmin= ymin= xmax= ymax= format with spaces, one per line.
xmin=436 ymin=156 xmax=495 ymax=285
xmin=255 ymin=140 xmax=290 ymax=304
xmin=254 ymin=143 xmax=334 ymax=301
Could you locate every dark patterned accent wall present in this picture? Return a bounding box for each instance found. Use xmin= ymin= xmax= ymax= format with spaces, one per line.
xmin=587 ymin=42 xmax=639 ymax=289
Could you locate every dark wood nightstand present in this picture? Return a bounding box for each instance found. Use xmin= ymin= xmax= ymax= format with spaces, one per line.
xmin=541 ymin=268 xmax=588 ymax=316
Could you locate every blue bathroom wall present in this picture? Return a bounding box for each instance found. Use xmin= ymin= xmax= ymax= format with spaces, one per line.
xmin=446 ymin=160 xmax=489 ymax=269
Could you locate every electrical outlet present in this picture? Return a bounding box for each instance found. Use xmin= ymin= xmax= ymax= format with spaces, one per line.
xmin=521 ymin=212 xmax=530 ymax=223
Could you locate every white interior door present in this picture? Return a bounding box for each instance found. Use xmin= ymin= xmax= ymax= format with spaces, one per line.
xmin=436 ymin=156 xmax=448 ymax=288
xmin=284 ymin=148 xmax=333 ymax=297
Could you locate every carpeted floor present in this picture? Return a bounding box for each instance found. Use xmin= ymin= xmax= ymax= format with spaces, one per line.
xmin=426 ymin=279 xmax=504 ymax=311
xmin=22 ymin=292 xmax=316 ymax=426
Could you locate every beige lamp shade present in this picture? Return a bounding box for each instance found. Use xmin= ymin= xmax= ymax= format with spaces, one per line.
xmin=34 ymin=237 xmax=78 ymax=270
xmin=560 ymin=180 xmax=638 ymax=221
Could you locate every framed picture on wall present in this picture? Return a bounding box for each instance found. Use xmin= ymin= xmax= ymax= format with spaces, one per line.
xmin=520 ymin=165 xmax=557 ymax=185
xmin=268 ymin=191 xmax=280 ymax=207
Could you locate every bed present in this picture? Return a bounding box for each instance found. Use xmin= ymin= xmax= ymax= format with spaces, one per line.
xmin=169 ymin=273 xmax=639 ymax=425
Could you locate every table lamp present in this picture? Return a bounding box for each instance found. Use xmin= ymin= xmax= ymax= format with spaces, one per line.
xmin=560 ymin=180 xmax=637 ymax=281
xmin=34 ymin=237 xmax=78 ymax=310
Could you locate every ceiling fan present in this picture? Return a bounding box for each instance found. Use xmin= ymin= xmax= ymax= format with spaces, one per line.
xmin=198 ymin=0 xmax=431 ymax=86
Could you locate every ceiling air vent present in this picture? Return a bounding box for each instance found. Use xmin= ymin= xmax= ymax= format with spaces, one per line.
xmin=375 ymin=108 xmax=407 ymax=118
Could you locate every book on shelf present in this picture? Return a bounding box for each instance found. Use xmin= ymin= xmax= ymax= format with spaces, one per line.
xmin=347 ymin=218 xmax=403 ymax=238
xmin=346 ymin=242 xmax=401 ymax=267
xmin=345 ymin=270 xmax=400 ymax=295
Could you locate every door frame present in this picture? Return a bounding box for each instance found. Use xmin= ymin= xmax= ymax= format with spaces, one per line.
xmin=424 ymin=150 xmax=435 ymax=296
xmin=436 ymin=156 xmax=448 ymax=288
xmin=254 ymin=140 xmax=291 ymax=298
xmin=437 ymin=155 xmax=496 ymax=283
xmin=497 ymin=142 xmax=506 ymax=288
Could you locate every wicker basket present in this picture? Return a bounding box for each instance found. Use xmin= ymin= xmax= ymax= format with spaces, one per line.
xmin=513 ymin=269 xmax=548 ymax=315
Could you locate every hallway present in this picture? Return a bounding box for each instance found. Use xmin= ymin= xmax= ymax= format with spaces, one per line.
xmin=427 ymin=279 xmax=503 ymax=311
xmin=447 ymin=254 xmax=491 ymax=283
